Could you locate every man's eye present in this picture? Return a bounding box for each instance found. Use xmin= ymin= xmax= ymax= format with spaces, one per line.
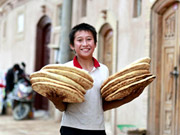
xmin=87 ymin=38 xmax=92 ymax=41
xmin=77 ymin=39 xmax=82 ymax=42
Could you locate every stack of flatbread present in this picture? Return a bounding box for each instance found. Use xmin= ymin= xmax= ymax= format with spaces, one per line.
xmin=101 ymin=57 xmax=156 ymax=101
xmin=30 ymin=64 xmax=93 ymax=103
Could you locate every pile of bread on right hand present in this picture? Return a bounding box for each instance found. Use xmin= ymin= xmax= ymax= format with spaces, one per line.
xmin=101 ymin=57 xmax=156 ymax=101
xmin=30 ymin=64 xmax=94 ymax=103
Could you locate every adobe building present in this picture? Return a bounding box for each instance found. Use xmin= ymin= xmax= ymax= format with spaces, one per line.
xmin=0 ymin=0 xmax=179 ymax=135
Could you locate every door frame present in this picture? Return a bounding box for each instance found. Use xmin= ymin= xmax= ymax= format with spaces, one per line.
xmin=35 ymin=15 xmax=51 ymax=71
xmin=34 ymin=15 xmax=51 ymax=110
xmin=98 ymin=23 xmax=113 ymax=75
xmin=148 ymin=0 xmax=179 ymax=135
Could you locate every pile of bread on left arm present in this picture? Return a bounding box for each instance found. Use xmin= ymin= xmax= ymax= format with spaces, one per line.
xmin=101 ymin=57 xmax=156 ymax=101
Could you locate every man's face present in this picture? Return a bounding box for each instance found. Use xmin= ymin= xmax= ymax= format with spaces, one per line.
xmin=70 ymin=30 xmax=96 ymax=59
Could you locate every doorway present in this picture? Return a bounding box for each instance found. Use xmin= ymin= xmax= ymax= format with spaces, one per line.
xmin=34 ymin=15 xmax=51 ymax=110
xmin=149 ymin=1 xmax=180 ymax=135
xmin=98 ymin=23 xmax=113 ymax=75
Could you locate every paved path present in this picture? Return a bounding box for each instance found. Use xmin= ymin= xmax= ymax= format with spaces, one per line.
xmin=0 ymin=114 xmax=60 ymax=135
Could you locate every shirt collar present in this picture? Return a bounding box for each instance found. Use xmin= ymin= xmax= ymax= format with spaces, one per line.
xmin=73 ymin=56 xmax=100 ymax=69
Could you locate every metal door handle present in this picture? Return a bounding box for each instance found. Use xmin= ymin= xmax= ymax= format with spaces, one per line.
xmin=170 ymin=66 xmax=179 ymax=78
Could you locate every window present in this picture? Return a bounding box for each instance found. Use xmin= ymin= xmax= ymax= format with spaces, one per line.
xmin=81 ymin=0 xmax=87 ymax=17
xmin=17 ymin=13 xmax=24 ymax=33
xmin=133 ymin=0 xmax=142 ymax=18
xmin=56 ymin=4 xmax=62 ymax=26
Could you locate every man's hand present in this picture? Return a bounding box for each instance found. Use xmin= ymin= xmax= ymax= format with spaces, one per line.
xmin=46 ymin=91 xmax=64 ymax=104
xmin=46 ymin=91 xmax=67 ymax=112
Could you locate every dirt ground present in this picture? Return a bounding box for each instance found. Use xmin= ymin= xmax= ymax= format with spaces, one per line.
xmin=0 ymin=113 xmax=60 ymax=135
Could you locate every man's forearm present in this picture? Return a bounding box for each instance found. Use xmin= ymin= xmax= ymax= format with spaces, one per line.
xmin=103 ymin=99 xmax=128 ymax=111
xmin=103 ymin=87 xmax=145 ymax=111
xmin=54 ymin=101 xmax=67 ymax=112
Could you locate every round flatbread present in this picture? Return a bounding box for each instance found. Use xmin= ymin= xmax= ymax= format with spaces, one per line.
xmin=30 ymin=70 xmax=86 ymax=94
xmin=42 ymin=69 xmax=93 ymax=90
xmin=30 ymin=77 xmax=84 ymax=95
xmin=105 ymin=75 xmax=156 ymax=101
xmin=101 ymin=70 xmax=150 ymax=94
xmin=102 ymin=73 xmax=152 ymax=98
xmin=42 ymin=64 xmax=93 ymax=83
xmin=32 ymin=82 xmax=84 ymax=103
xmin=101 ymin=63 xmax=150 ymax=89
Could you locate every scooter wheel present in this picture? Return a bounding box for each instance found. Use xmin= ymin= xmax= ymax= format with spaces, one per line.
xmin=13 ymin=104 xmax=30 ymax=120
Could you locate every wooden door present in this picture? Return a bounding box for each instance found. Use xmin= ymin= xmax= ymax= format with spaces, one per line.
xmin=98 ymin=24 xmax=113 ymax=75
xmin=103 ymin=29 xmax=113 ymax=75
xmin=160 ymin=3 xmax=180 ymax=135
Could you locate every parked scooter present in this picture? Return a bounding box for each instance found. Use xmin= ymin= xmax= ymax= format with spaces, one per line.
xmin=12 ymin=75 xmax=34 ymax=120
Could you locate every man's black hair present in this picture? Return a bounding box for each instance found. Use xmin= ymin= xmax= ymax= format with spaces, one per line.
xmin=13 ymin=64 xmax=20 ymax=70
xmin=69 ymin=23 xmax=97 ymax=46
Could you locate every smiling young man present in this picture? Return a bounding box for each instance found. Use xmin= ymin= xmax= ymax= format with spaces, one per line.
xmin=57 ymin=23 xmax=109 ymax=135
xmin=47 ymin=23 xmax=145 ymax=135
